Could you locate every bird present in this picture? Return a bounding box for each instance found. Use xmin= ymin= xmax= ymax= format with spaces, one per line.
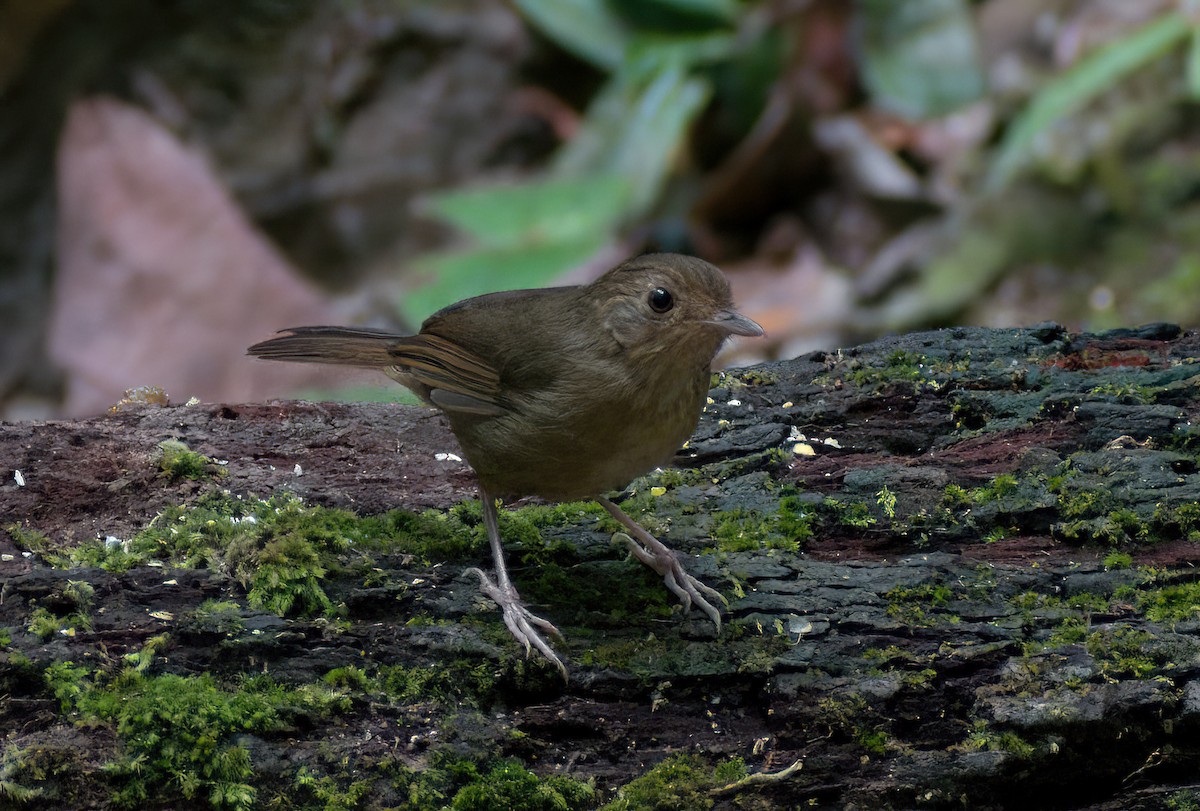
xmin=247 ymin=252 xmax=764 ymax=676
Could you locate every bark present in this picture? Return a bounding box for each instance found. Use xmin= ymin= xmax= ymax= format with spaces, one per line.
xmin=3 ymin=323 xmax=1200 ymax=810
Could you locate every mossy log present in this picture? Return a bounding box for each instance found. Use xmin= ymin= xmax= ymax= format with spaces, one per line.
xmin=4 ymin=323 xmax=1200 ymax=809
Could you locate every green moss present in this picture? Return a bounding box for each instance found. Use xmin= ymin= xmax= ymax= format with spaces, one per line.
xmin=942 ymin=471 xmax=1047 ymax=526
xmin=1151 ymin=501 xmax=1200 ymax=541
xmin=826 ymin=348 xmax=970 ymax=390
xmin=43 ymin=661 xmax=91 ymax=711
xmin=576 ymin=634 xmax=671 ymax=671
xmin=1087 ymin=382 xmax=1156 ymax=403
xmin=1163 ymin=423 xmax=1200 ymax=454
xmin=27 ymin=606 xmax=90 ymax=641
xmin=856 ymin=728 xmax=891 ymax=755
xmin=1055 ymin=508 xmax=1149 ymax=546
xmin=124 ymin=633 xmax=172 ymax=674
xmin=600 ymin=753 xmax=746 ymax=811
xmin=732 ymin=368 xmax=778 ymax=386
xmin=710 ymin=499 xmax=812 ymax=553
xmin=30 ymin=491 xmax=490 ymax=576
xmin=1167 ymin=789 xmax=1200 ymax=811
xmin=862 ymin=645 xmax=913 ymax=664
xmin=372 ymin=503 xmax=485 ymax=562
xmin=1103 ymin=550 xmax=1133 ymax=569
xmin=979 ymin=474 xmax=1019 ymax=503
xmin=17 ymin=579 xmax=96 ymax=643
xmin=520 ymin=561 xmax=673 ymax=627
xmin=1009 ymin=588 xmax=1113 ymax=643
xmin=294 ymin=767 xmax=374 ymax=811
xmin=19 ymin=491 xmax=497 ymax=619
xmin=0 ymin=746 xmax=45 ymax=805
xmin=62 ymin=579 xmax=94 ymax=610
xmin=699 ymin=448 xmax=793 ymax=483
xmin=875 ymin=485 xmax=897 ymax=519
xmin=323 ymin=660 xmax=499 ymax=708
xmin=844 ymin=350 xmax=927 ymax=387
xmin=885 ymin=583 xmax=955 ymax=627
xmin=933 ymin=462 xmax=1161 ymax=548
xmin=322 ymin=665 xmax=374 ymax=692
xmin=382 ymin=752 xmax=593 ymax=811
xmin=498 ymin=501 xmax=607 ymax=566
xmin=1086 ymin=626 xmax=1161 ymax=679
xmin=1106 ymin=508 xmax=1148 ymax=542
xmin=450 ymin=760 xmax=595 ymax=810
xmin=577 ymin=631 xmax=782 ymax=680
xmin=710 ymin=758 xmax=747 ymax=786
xmin=1044 ymin=460 xmax=1075 ymax=492
xmin=981 ymin=526 xmax=1007 ymax=543
xmin=941 ymin=483 xmax=972 ymax=509
xmin=862 ymin=646 xmax=938 ymax=688
xmin=815 ymin=694 xmax=892 ymax=754
xmin=824 ymin=497 xmax=877 ymax=528
xmin=46 ymin=664 xmax=349 ymax=810
xmin=1046 ymin=616 xmax=1089 ymax=646
xmin=1055 ymin=485 xmax=1112 ymax=521
xmin=959 ymin=721 xmax=1037 ymax=758
xmin=646 ymin=467 xmax=708 ymax=490
xmin=1008 ymin=591 xmax=1050 ymax=612
xmin=5 ymin=524 xmax=70 ymax=568
xmin=249 ymin=533 xmax=334 ymax=616
xmin=1066 ymin=591 xmax=1113 ymax=613
xmin=180 ymin=600 xmax=245 ymax=637
xmin=158 ymin=439 xmax=225 ymax=482
xmin=1136 ymin=581 xmax=1200 ymax=623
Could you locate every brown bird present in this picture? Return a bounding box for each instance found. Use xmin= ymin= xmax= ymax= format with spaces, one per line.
xmin=247 ymin=253 xmax=763 ymax=676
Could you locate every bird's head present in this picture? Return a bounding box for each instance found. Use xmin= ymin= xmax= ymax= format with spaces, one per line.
xmin=591 ymin=253 xmax=763 ymax=362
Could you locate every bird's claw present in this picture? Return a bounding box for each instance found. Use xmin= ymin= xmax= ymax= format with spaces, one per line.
xmin=466 ymin=567 xmax=567 ymax=679
xmin=613 ymin=531 xmax=727 ymax=631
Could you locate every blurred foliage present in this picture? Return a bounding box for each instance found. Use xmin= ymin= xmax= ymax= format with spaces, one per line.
xmin=408 ymin=0 xmax=755 ymax=322
xmin=858 ymin=0 xmax=986 ymax=119
xmin=987 ymin=9 xmax=1200 ymax=193
xmin=406 ymin=0 xmax=1200 ymax=337
xmin=14 ymin=0 xmax=1200 ymax=413
xmin=403 ymin=174 xmax=632 ymax=323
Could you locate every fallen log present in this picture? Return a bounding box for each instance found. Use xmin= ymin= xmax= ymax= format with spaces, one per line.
xmin=3 ymin=323 xmax=1200 ymax=809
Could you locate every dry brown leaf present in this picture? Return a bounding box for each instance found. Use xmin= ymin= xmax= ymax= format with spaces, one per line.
xmin=50 ymin=97 xmax=364 ymax=415
xmin=723 ymin=244 xmax=853 ymax=364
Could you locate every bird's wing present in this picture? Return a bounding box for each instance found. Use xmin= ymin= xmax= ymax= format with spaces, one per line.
xmin=387 ymin=334 xmax=507 ymax=416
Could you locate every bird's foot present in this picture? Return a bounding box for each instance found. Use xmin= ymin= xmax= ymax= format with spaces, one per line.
xmin=466 ymin=567 xmax=567 ymax=679
xmin=613 ymin=531 xmax=728 ymax=631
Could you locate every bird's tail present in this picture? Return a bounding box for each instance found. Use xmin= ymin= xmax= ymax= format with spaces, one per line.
xmin=247 ymin=326 xmax=404 ymax=368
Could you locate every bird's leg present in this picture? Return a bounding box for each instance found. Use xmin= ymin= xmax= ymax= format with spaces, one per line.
xmin=464 ymin=487 xmax=567 ymax=678
xmin=598 ymin=496 xmax=727 ymax=630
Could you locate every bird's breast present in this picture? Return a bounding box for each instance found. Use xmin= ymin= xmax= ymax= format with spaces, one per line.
xmin=449 ymin=361 xmax=709 ymax=502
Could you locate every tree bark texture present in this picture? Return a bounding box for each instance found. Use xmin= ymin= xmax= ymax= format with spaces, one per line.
xmin=3 ymin=323 xmax=1200 ymax=809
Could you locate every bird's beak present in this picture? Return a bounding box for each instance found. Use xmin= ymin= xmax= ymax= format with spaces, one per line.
xmin=708 ymin=309 xmax=764 ymax=338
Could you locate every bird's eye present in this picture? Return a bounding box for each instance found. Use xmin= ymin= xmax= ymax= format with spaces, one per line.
xmin=648 ymin=287 xmax=674 ymax=313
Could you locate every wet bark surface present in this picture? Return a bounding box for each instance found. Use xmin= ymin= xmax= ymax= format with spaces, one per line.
xmin=4 ymin=323 xmax=1200 ymax=809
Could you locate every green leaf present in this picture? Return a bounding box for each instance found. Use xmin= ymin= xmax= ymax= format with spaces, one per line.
xmin=1188 ymin=25 xmax=1200 ymax=98
xmin=512 ymin=0 xmax=628 ymax=70
xmin=400 ymin=239 xmax=608 ymax=325
xmin=609 ymin=0 xmax=739 ymax=31
xmin=421 ymin=174 xmax=632 ymax=248
xmin=555 ymin=52 xmax=713 ymax=213
xmin=626 ymin=30 xmax=738 ymax=73
xmin=987 ymin=12 xmax=1192 ymax=192
xmin=404 ymin=27 xmax=723 ymax=325
xmin=858 ymin=0 xmax=985 ymax=120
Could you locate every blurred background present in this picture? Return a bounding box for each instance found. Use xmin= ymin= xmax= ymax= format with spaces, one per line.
xmin=3 ymin=0 xmax=1200 ymax=418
